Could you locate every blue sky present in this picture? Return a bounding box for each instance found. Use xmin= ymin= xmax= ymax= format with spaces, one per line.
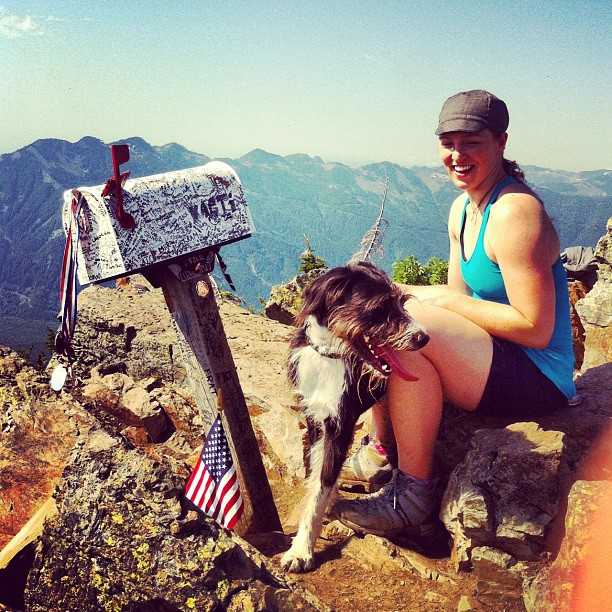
xmin=2 ymin=1 xmax=611 ymax=170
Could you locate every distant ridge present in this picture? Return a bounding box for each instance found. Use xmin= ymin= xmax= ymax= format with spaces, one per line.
xmin=239 ymin=148 xmax=285 ymax=163
xmin=1 ymin=136 xmax=610 ymax=357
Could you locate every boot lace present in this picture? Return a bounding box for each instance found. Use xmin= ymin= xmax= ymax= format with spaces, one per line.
xmin=391 ymin=468 xmax=398 ymax=510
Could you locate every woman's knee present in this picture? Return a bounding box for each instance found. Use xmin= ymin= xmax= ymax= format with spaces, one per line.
xmin=405 ymin=298 xmax=483 ymax=335
xmin=402 ymin=300 xmax=493 ymax=409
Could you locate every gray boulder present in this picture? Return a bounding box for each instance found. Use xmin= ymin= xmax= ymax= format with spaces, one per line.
xmin=264 ymin=269 xmax=325 ymax=325
xmin=70 ymin=277 xmax=184 ymax=384
xmin=440 ymin=422 xmax=565 ymax=570
xmin=24 ymin=431 xmax=324 ymax=611
xmin=575 ymin=217 xmax=612 ymax=371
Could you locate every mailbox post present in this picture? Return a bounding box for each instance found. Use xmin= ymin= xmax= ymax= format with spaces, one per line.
xmin=62 ymin=159 xmax=281 ymax=535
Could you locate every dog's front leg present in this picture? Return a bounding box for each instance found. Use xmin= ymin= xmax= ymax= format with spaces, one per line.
xmin=281 ymin=416 xmax=356 ymax=572
xmin=281 ymin=428 xmax=329 ymax=572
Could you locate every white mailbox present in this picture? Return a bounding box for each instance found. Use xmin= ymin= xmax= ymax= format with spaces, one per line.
xmin=62 ymin=160 xmax=254 ymax=285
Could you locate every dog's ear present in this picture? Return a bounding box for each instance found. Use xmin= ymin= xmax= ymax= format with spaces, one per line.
xmin=296 ymin=278 xmax=329 ymax=326
xmin=297 ymin=268 xmax=351 ymax=327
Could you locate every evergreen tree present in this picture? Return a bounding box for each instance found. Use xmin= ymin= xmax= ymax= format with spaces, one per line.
xmin=299 ymin=236 xmax=327 ymax=274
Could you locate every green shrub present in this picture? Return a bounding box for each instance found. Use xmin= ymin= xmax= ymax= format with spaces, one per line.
xmin=392 ymin=255 xmax=427 ymax=285
xmin=392 ymin=255 xmax=448 ymax=286
xmin=423 ymin=256 xmax=448 ymax=285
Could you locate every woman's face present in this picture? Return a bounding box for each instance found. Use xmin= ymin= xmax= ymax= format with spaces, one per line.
xmin=437 ymin=129 xmax=507 ymax=191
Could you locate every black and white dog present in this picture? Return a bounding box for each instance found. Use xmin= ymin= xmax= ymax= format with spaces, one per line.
xmin=280 ymin=261 xmax=429 ymax=572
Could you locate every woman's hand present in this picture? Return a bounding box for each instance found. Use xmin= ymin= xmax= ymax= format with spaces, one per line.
xmin=420 ymin=292 xmax=454 ymax=309
xmin=396 ymin=283 xmax=462 ymax=304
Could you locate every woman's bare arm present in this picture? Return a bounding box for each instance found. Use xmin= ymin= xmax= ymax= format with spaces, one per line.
xmin=423 ymin=193 xmax=558 ymax=349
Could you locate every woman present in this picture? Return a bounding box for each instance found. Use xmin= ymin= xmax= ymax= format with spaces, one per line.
xmin=334 ymin=90 xmax=575 ymax=538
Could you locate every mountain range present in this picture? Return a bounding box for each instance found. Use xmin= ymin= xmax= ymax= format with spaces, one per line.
xmin=1 ymin=136 xmax=610 ymax=356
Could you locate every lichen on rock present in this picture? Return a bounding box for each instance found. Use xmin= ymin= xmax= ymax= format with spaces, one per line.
xmin=24 ymin=433 xmax=321 ymax=611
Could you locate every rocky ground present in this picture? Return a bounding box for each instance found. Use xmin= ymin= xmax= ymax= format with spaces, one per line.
xmin=0 ymin=219 xmax=610 ymax=611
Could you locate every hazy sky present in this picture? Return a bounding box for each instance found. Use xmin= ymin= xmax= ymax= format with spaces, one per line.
xmin=2 ymin=1 xmax=611 ymax=170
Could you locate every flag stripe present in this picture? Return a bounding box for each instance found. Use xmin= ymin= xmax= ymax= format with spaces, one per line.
xmin=187 ymin=462 xmax=206 ymax=501
xmin=219 ymin=487 xmax=241 ymax=528
xmin=199 ymin=473 xmax=216 ymax=510
xmin=224 ymin=496 xmax=243 ymax=530
xmin=194 ymin=470 xmax=213 ymax=508
xmin=189 ymin=465 xmax=207 ymax=504
xmin=185 ymin=458 xmax=204 ymax=496
xmin=219 ymin=475 xmax=238 ymax=515
xmin=208 ymin=467 xmax=236 ymax=519
xmin=196 ymin=479 xmax=215 ymax=512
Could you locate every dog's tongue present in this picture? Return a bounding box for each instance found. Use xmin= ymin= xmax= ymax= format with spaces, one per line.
xmin=378 ymin=347 xmax=419 ymax=381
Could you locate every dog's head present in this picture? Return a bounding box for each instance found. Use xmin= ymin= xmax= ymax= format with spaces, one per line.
xmin=295 ymin=261 xmax=428 ymax=379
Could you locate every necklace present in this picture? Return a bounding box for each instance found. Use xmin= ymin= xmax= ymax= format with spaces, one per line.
xmin=467 ymin=180 xmax=499 ymax=225
xmin=467 ymin=197 xmax=487 ymax=226
xmin=467 ymin=201 xmax=481 ymax=225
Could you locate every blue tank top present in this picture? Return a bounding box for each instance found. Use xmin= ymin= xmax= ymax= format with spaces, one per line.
xmin=460 ymin=176 xmax=576 ymax=398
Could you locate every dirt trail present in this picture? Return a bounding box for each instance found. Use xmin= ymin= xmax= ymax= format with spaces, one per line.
xmin=251 ymin=529 xmax=468 ymax=611
xmin=245 ymin=481 xmax=524 ymax=612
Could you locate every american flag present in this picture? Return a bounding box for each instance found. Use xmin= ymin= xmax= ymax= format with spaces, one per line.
xmin=184 ymin=416 xmax=243 ymax=529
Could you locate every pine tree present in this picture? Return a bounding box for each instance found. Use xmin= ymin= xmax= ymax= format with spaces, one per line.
xmin=299 ymin=235 xmax=327 ymax=274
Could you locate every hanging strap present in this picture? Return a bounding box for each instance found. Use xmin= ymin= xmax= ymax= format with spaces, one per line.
xmin=55 ymin=190 xmax=85 ymax=364
xmin=215 ymin=250 xmax=236 ymax=291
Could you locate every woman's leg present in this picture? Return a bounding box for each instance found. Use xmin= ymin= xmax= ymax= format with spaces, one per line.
xmin=385 ymin=351 xmax=443 ymax=478
xmin=385 ymin=299 xmax=494 ymax=477
xmin=334 ymin=301 xmax=495 ymax=535
xmin=364 ymin=300 xmax=494 ymax=471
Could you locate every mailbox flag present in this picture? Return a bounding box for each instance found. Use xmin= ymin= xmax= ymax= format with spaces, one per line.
xmin=184 ymin=416 xmax=243 ymax=530
xmin=111 ymin=144 xmax=130 ymax=165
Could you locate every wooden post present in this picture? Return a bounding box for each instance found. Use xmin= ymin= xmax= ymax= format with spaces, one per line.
xmin=158 ymin=266 xmax=281 ymax=535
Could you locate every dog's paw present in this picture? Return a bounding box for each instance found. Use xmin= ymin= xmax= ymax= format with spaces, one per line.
xmin=280 ymin=546 xmax=315 ymax=573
